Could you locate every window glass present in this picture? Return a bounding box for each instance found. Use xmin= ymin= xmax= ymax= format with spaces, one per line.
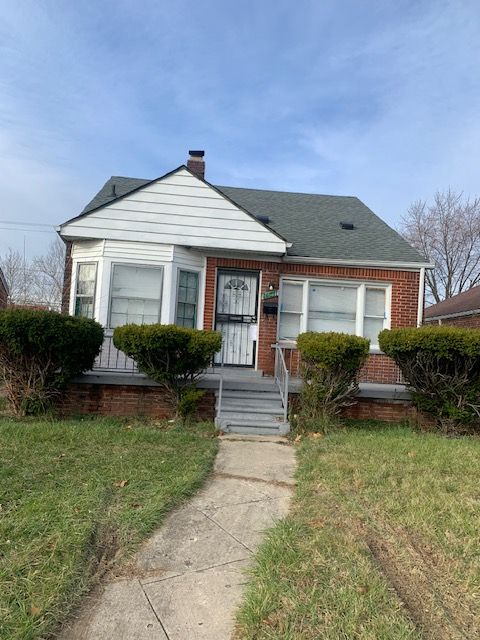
xmin=364 ymin=288 xmax=386 ymax=345
xmin=308 ymin=284 xmax=357 ymax=334
xmin=279 ymin=281 xmax=304 ymax=340
xmin=74 ymin=263 xmax=97 ymax=319
xmin=176 ymin=270 xmax=199 ymax=328
xmin=109 ymin=265 xmax=163 ymax=328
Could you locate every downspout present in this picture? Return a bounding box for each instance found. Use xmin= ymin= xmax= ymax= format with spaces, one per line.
xmin=417 ymin=267 xmax=425 ymax=327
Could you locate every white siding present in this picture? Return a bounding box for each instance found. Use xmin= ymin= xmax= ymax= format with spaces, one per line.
xmin=61 ymin=168 xmax=286 ymax=255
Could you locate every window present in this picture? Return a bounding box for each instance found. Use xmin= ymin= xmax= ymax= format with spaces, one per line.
xmin=279 ymin=279 xmax=389 ymax=348
xmin=308 ymin=284 xmax=357 ymax=334
xmin=74 ymin=263 xmax=97 ymax=319
xmin=278 ymin=281 xmax=304 ymax=340
xmin=176 ymin=270 xmax=199 ymax=328
xmin=109 ymin=264 xmax=163 ymax=328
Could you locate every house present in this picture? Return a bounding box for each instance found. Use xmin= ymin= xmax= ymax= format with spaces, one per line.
xmin=424 ymin=286 xmax=480 ymax=328
xmin=0 ymin=267 xmax=8 ymax=308
xmin=58 ymin=150 xmax=431 ymax=432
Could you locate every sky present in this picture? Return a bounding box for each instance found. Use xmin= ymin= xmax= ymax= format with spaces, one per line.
xmin=1 ymin=0 xmax=480 ymax=256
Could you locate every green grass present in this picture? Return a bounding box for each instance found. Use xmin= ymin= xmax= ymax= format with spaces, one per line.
xmin=0 ymin=417 xmax=218 ymax=639
xmin=236 ymin=422 xmax=480 ymax=639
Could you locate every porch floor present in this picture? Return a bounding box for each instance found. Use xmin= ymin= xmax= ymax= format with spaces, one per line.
xmin=78 ymin=368 xmax=410 ymax=401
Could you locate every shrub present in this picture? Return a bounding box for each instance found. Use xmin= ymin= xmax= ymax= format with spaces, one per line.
xmin=0 ymin=308 xmax=104 ymax=416
xmin=379 ymin=326 xmax=480 ymax=433
xmin=113 ymin=324 xmax=222 ymax=420
xmin=296 ymin=332 xmax=370 ymax=429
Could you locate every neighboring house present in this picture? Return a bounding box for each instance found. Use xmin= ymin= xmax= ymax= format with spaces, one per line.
xmin=58 ymin=150 xmax=431 ymax=432
xmin=0 ymin=267 xmax=8 ymax=308
xmin=424 ymin=286 xmax=480 ymax=328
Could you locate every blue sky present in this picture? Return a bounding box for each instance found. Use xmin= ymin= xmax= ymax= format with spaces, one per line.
xmin=1 ymin=0 xmax=480 ymax=255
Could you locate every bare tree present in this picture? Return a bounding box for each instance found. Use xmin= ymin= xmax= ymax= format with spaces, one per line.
xmin=0 ymin=238 xmax=66 ymax=309
xmin=0 ymin=248 xmax=34 ymax=304
xmin=31 ymin=238 xmax=66 ymax=310
xmin=400 ymin=189 xmax=480 ymax=303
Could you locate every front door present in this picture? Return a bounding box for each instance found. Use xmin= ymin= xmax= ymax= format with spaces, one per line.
xmin=214 ymin=269 xmax=259 ymax=366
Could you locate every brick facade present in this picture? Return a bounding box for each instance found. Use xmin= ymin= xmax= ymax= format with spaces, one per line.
xmin=0 ymin=275 xmax=7 ymax=308
xmin=58 ymin=383 xmax=216 ymax=421
xmin=61 ymin=240 xmax=73 ymax=314
xmin=204 ymin=257 xmax=419 ymax=383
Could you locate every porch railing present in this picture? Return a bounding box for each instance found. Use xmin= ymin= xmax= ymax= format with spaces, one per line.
xmin=92 ymin=334 xmax=139 ymax=373
xmin=274 ymin=343 xmax=289 ymax=423
xmin=215 ymin=341 xmax=225 ymax=427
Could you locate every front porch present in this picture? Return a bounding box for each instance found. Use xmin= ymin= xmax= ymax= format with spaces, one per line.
xmin=64 ymin=336 xmax=413 ymax=433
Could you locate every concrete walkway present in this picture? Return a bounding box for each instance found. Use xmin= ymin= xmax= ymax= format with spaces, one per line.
xmin=61 ymin=436 xmax=296 ymax=640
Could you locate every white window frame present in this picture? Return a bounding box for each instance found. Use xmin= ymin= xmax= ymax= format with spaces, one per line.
xmin=74 ymin=262 xmax=98 ymax=319
xmin=108 ymin=263 xmax=164 ymax=329
xmin=277 ymin=277 xmax=392 ymax=351
xmin=175 ymin=268 xmax=200 ymax=328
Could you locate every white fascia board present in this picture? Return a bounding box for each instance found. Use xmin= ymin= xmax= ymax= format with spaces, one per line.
xmin=282 ymin=256 xmax=434 ymax=270
xmin=425 ymin=308 xmax=480 ymax=321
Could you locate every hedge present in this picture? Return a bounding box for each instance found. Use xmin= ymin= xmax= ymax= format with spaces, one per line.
xmin=113 ymin=324 xmax=222 ymax=420
xmin=379 ymin=326 xmax=480 ymax=432
xmin=296 ymin=332 xmax=370 ymax=429
xmin=0 ymin=308 xmax=104 ymax=416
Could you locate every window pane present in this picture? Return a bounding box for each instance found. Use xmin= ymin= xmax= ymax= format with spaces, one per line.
xmin=308 ymin=284 xmax=357 ymax=333
xmin=365 ymin=288 xmax=385 ymax=317
xmin=77 ymin=264 xmax=96 ymax=296
xmin=109 ymin=265 xmax=163 ymax=327
xmin=281 ymin=282 xmax=303 ymax=312
xmin=112 ymin=265 xmax=162 ymax=299
xmin=75 ymin=297 xmax=94 ymax=318
xmin=176 ymin=271 xmax=198 ymax=328
xmin=364 ymin=317 xmax=384 ymax=344
xmin=279 ymin=312 xmax=301 ymax=340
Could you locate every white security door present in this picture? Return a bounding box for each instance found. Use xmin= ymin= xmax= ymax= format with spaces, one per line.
xmin=214 ymin=270 xmax=259 ymax=366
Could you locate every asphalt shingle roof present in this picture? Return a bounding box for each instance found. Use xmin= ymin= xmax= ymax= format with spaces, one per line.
xmin=424 ymin=286 xmax=480 ymax=319
xmin=80 ymin=175 xmax=427 ymax=264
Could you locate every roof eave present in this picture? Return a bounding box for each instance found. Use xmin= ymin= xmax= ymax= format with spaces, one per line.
xmin=283 ymin=256 xmax=434 ymax=270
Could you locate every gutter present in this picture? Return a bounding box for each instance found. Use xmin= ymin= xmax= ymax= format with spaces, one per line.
xmin=424 ymin=308 xmax=480 ymax=322
xmin=283 ymin=256 xmax=434 ymax=270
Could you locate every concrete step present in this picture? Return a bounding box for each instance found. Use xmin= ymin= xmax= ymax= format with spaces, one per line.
xmin=219 ymin=390 xmax=280 ymax=401
xmin=220 ymin=382 xmax=277 ymax=392
xmin=219 ymin=401 xmax=284 ymax=413
xmin=217 ymin=418 xmax=290 ymax=436
xmin=219 ymin=410 xmax=285 ymax=422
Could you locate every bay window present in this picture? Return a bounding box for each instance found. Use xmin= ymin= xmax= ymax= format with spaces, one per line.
xmin=279 ymin=279 xmax=390 ymax=348
xmin=74 ymin=263 xmax=97 ymax=319
xmin=109 ymin=264 xmax=163 ymax=328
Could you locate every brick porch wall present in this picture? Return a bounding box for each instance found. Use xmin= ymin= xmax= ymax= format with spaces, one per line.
xmin=57 ymin=383 xmax=216 ymax=421
xmin=0 ymin=280 xmax=7 ymax=308
xmin=204 ymin=257 xmax=419 ymax=383
xmin=61 ymin=240 xmax=73 ymax=314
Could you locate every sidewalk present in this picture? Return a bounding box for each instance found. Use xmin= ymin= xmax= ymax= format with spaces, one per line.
xmin=61 ymin=435 xmax=297 ymax=640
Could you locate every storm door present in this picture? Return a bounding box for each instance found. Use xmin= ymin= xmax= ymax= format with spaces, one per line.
xmin=214 ymin=270 xmax=259 ymax=366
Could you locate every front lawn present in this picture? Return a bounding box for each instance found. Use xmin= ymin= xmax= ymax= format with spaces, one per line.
xmin=236 ymin=423 xmax=480 ymax=639
xmin=0 ymin=417 xmax=218 ymax=639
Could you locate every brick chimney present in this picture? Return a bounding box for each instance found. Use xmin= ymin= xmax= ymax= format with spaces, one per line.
xmin=187 ymin=150 xmax=205 ymax=180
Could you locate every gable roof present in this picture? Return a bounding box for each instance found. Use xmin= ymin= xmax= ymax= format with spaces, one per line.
xmin=424 ymin=286 xmax=480 ymax=320
xmin=73 ymin=172 xmax=428 ymax=266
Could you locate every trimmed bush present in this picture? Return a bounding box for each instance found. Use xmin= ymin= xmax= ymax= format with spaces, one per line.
xmin=296 ymin=332 xmax=370 ymax=429
xmin=379 ymin=326 xmax=480 ymax=432
xmin=113 ymin=324 xmax=222 ymax=420
xmin=0 ymin=308 xmax=104 ymax=416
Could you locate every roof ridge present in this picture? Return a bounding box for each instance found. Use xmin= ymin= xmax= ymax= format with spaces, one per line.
xmin=216 ymin=184 xmax=359 ymax=199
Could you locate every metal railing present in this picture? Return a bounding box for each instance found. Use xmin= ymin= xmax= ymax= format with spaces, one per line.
xmin=274 ymin=344 xmax=289 ymax=423
xmin=215 ymin=341 xmax=225 ymax=427
xmin=92 ymin=334 xmax=139 ymax=373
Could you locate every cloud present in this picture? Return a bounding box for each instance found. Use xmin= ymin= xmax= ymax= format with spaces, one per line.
xmin=0 ymin=0 xmax=480 ymax=253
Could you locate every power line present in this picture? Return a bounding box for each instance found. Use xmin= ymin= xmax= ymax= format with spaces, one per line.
xmin=0 ymin=220 xmax=55 ymax=228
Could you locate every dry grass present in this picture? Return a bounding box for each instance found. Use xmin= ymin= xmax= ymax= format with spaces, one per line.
xmin=236 ymin=422 xmax=480 ymax=639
